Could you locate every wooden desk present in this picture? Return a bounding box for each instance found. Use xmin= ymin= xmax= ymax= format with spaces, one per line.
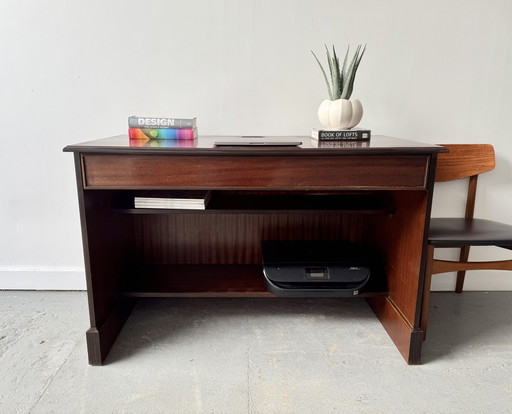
xmin=64 ymin=135 xmax=444 ymax=365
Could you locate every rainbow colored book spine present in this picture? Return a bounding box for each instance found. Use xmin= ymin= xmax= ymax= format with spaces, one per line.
xmin=128 ymin=127 xmax=197 ymax=140
xmin=129 ymin=138 xmax=196 ymax=148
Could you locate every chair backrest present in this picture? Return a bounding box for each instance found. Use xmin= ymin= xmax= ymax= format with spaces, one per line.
xmin=435 ymin=144 xmax=495 ymax=182
xmin=436 ymin=144 xmax=496 ymax=218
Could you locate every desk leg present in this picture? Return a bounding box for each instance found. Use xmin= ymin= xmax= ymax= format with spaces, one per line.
xmin=366 ymin=190 xmax=430 ymax=364
xmin=86 ymin=298 xmax=136 ymax=365
xmin=368 ymin=297 xmax=424 ymax=364
xmin=79 ymin=204 xmax=135 ymax=365
xmin=420 ymin=245 xmax=435 ymax=341
xmin=74 ymin=154 xmax=136 ymax=364
xmin=80 ymin=204 xmax=135 ymax=365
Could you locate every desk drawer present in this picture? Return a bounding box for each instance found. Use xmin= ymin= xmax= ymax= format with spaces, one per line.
xmin=82 ymin=154 xmax=429 ymax=190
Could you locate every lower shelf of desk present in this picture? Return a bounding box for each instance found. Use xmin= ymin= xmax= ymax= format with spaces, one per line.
xmin=121 ymin=264 xmax=388 ymax=298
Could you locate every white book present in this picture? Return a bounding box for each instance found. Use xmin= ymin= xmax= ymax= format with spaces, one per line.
xmin=134 ymin=190 xmax=212 ymax=210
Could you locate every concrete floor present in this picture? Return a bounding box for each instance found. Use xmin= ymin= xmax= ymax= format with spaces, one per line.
xmin=0 ymin=291 xmax=511 ymax=414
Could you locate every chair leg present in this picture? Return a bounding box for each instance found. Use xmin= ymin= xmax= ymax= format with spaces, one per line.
xmin=455 ymin=245 xmax=471 ymax=293
xmin=420 ymin=245 xmax=435 ymax=340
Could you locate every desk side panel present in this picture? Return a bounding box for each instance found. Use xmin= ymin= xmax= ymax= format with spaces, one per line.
xmin=366 ymin=150 xmax=437 ymax=364
xmin=82 ymin=154 xmax=428 ymax=190
xmin=74 ymin=153 xmax=137 ymax=364
xmin=364 ymin=190 xmax=428 ymax=364
xmin=377 ymin=191 xmax=428 ymax=324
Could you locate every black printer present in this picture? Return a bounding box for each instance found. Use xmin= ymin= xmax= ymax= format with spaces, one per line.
xmin=262 ymin=241 xmax=370 ymax=297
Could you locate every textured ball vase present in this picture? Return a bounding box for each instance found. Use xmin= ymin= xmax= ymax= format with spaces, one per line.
xmin=318 ymin=98 xmax=363 ymax=130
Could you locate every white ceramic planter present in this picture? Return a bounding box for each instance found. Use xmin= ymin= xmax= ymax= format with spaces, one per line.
xmin=318 ymin=99 xmax=363 ymax=129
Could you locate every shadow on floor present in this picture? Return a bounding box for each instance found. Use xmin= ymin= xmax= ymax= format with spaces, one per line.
xmin=102 ymin=292 xmax=512 ymax=365
xmin=104 ymin=297 xmax=379 ymax=364
xmin=421 ymin=291 xmax=512 ymax=363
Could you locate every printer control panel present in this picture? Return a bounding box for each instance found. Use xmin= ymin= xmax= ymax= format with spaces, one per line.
xmin=305 ymin=268 xmax=329 ymax=280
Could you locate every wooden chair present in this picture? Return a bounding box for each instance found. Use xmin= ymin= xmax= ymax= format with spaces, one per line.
xmin=421 ymin=144 xmax=512 ymax=336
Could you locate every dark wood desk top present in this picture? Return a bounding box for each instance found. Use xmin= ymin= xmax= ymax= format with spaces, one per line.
xmin=64 ymin=135 xmax=446 ymax=155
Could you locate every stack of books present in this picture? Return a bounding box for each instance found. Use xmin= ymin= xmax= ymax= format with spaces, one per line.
xmin=128 ymin=116 xmax=198 ymax=140
xmin=311 ymin=128 xmax=371 ymax=141
xmin=134 ymin=190 xmax=212 ymax=210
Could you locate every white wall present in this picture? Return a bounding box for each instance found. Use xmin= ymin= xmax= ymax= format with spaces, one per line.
xmin=1 ymin=0 xmax=511 ymax=290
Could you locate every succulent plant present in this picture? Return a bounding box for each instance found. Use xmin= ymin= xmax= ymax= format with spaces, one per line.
xmin=311 ymin=44 xmax=366 ymax=100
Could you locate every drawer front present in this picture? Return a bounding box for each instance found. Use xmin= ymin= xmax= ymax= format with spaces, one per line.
xmin=82 ymin=154 xmax=429 ymax=190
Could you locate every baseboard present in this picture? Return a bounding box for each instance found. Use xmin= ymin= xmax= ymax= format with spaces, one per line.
xmin=0 ymin=270 xmax=86 ymax=290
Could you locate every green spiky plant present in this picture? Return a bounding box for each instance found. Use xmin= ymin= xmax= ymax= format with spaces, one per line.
xmin=311 ymin=44 xmax=366 ymax=100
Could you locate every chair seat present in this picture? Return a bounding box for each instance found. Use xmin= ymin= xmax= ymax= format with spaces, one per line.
xmin=429 ymin=218 xmax=512 ymax=247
